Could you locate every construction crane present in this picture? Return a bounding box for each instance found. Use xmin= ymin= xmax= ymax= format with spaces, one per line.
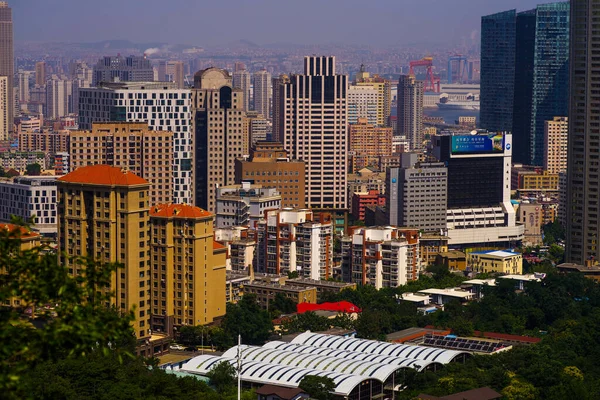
xmin=447 ymin=55 xmax=469 ymax=84
xmin=409 ymin=57 xmax=440 ymax=93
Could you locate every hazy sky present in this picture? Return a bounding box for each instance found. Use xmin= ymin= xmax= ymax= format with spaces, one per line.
xmin=13 ymin=0 xmax=542 ymax=46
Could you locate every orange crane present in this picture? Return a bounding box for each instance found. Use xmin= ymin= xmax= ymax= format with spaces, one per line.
xmin=409 ymin=57 xmax=440 ymax=92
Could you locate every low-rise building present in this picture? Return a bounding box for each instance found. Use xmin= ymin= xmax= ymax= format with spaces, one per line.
xmin=214 ymin=226 xmax=256 ymax=272
xmin=418 ymin=288 xmax=474 ymax=305
xmin=467 ymin=250 xmax=523 ymax=275
xmin=435 ymin=251 xmax=467 ymax=271
xmin=242 ymin=280 xmax=317 ymax=310
xmin=341 ymin=226 xmax=420 ymax=289
xmin=256 ymin=209 xmax=334 ymax=279
xmin=511 ymin=165 xmax=559 ymax=193
xmin=0 ymin=151 xmax=47 ymax=173
xmin=215 ymin=182 xmax=281 ymax=228
xmin=287 ymin=278 xmax=356 ymax=299
xmin=18 ymin=130 xmax=70 ymax=153
xmin=557 ymin=262 xmax=600 ymax=281
xmin=517 ymin=203 xmax=543 ymax=245
xmin=420 ymin=233 xmax=449 ymax=266
xmin=351 ymin=190 xmax=385 ymax=220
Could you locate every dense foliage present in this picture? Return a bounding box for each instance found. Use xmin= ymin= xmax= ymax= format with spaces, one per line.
xmin=299 ymin=375 xmax=336 ymax=400
xmin=220 ymin=293 xmax=273 ymax=346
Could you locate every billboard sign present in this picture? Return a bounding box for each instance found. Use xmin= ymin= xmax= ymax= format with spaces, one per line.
xmin=451 ymin=133 xmax=504 ymax=154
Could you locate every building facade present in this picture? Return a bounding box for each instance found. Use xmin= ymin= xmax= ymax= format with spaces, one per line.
xmin=354 ymin=66 xmax=392 ymax=127
xmin=57 ymin=165 xmax=152 ymax=339
xmin=149 ymin=204 xmax=226 ymax=334
xmin=253 ymin=70 xmax=271 ymax=120
xmin=0 ymin=76 xmax=7 ymax=141
xmin=70 ymin=122 xmax=173 ymax=205
xmin=276 ymin=56 xmax=348 ymax=211
xmin=232 ymin=69 xmax=251 ymax=111
xmin=92 ymin=55 xmax=154 ymax=86
xmin=543 ymin=116 xmax=568 ymax=174
xmin=18 ymin=130 xmax=69 ymax=153
xmin=347 ymin=85 xmax=378 ymax=126
xmin=0 ymin=2 xmax=13 ymax=136
xmin=349 ymin=118 xmax=392 ymax=172
xmin=215 ymin=182 xmax=281 ymax=228
xmin=78 ymin=82 xmax=192 ymax=204
xmin=192 ymin=68 xmax=248 ymax=212
xmin=341 ymin=227 xmax=420 ymax=289
xmin=45 ymin=77 xmax=73 ymax=120
xmin=256 ymin=209 xmax=334 ymax=280
xmin=397 ymin=75 xmax=424 ymax=151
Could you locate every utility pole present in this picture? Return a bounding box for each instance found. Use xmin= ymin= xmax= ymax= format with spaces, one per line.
xmin=237 ymin=334 xmax=241 ymax=400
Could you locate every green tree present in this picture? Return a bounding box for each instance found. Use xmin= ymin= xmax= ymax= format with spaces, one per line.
xmin=299 ymin=375 xmax=336 ymax=400
xmin=221 ymin=294 xmax=272 ymax=346
xmin=271 ymin=292 xmax=297 ymax=315
xmin=287 ymin=271 xmax=299 ymax=279
xmin=0 ymin=166 xmax=6 ymax=177
xmin=25 ymin=163 xmax=41 ymax=176
xmin=282 ymin=311 xmax=330 ymax=334
xmin=206 ymin=361 xmax=237 ymax=393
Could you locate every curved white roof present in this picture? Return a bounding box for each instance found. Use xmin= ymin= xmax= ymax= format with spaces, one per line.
xmin=263 ymin=341 xmax=440 ymax=372
xmin=291 ymin=331 xmax=469 ymax=364
xmin=180 ymin=354 xmax=374 ymax=397
xmin=223 ymin=345 xmax=402 ymax=382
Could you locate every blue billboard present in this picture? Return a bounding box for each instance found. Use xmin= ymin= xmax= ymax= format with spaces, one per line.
xmin=451 ymin=133 xmax=504 ymax=154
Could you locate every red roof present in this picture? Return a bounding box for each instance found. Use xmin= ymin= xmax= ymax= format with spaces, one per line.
xmin=150 ymin=203 xmax=212 ymax=219
xmin=0 ymin=223 xmax=40 ymax=239
xmin=57 ymin=165 xmax=148 ymax=186
xmin=213 ymin=241 xmax=225 ymax=250
xmin=297 ymin=301 xmax=361 ymax=314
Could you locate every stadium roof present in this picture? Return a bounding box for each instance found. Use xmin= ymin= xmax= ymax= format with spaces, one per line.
xmin=222 ymin=345 xmax=402 ymax=382
xmin=291 ymin=331 xmax=470 ymax=364
xmin=263 ymin=341 xmax=441 ymax=372
xmin=180 ymin=354 xmax=374 ymax=397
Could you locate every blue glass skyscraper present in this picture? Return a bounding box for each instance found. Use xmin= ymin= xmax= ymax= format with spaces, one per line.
xmin=529 ymin=2 xmax=569 ymax=166
xmin=480 ymin=10 xmax=517 ymax=133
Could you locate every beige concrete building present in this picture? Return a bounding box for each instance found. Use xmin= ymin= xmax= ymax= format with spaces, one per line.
xmin=35 ymin=61 xmax=46 ymax=86
xmin=354 ymin=65 xmax=392 ymax=126
xmin=18 ymin=130 xmax=69 ymax=153
xmin=235 ymin=142 xmax=306 ymax=208
xmin=347 ymin=85 xmax=379 ymax=126
xmin=467 ymin=250 xmax=523 ymax=275
xmin=543 ymin=116 xmax=568 ymax=174
xmin=45 ymin=77 xmax=73 ymax=120
xmin=349 ymin=118 xmax=393 ymax=172
xmin=397 ymin=75 xmax=424 ymax=151
xmin=215 ymin=226 xmax=256 ymax=272
xmin=232 ymin=69 xmax=251 ymax=111
xmin=242 ymin=281 xmax=317 ymax=310
xmin=253 ymin=69 xmax=271 ymax=121
xmin=192 ymin=67 xmax=248 ymax=212
xmin=69 ymin=122 xmax=173 ymax=205
xmin=149 ymin=203 xmax=226 ymax=333
xmin=57 ymin=165 xmax=152 ymax=339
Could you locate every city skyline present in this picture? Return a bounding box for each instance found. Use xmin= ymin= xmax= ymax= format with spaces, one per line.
xmin=13 ymin=0 xmax=542 ymax=47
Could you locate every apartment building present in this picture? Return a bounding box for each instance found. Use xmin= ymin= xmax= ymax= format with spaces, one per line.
xmin=18 ymin=130 xmax=69 ymax=153
xmin=215 ymin=182 xmax=281 ymax=228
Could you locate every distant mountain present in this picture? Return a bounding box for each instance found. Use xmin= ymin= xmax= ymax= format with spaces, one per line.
xmin=78 ymin=40 xmax=169 ymax=51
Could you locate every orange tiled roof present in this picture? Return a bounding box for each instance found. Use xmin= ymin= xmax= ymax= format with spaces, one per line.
xmin=1 ymin=223 xmax=40 ymax=239
xmin=150 ymin=203 xmax=213 ymax=219
xmin=213 ymin=241 xmax=225 ymax=250
xmin=57 ymin=165 xmax=148 ymax=186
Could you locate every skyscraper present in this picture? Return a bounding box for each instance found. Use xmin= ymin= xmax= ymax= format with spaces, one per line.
xmin=78 ymin=81 xmax=192 ymax=204
xmin=347 ymin=85 xmax=378 ymax=126
xmin=0 ymin=2 xmax=13 ymax=135
xmin=397 ymin=75 xmax=424 ymax=151
xmin=277 ymin=56 xmax=348 ymax=212
xmin=566 ymin=0 xmax=600 ymax=264
xmin=253 ymin=69 xmax=271 ymax=120
xmin=544 ymin=116 xmax=568 ymax=175
xmin=354 ymin=65 xmax=392 ymax=127
xmin=192 ymin=68 xmax=248 ymax=212
xmin=35 ymin=62 xmax=46 ymax=86
xmin=0 ymin=76 xmax=7 ymax=140
xmin=17 ymin=71 xmax=31 ymax=105
xmin=45 ymin=77 xmax=73 ymax=119
xmin=480 ymin=10 xmax=516 ymax=133
xmin=232 ymin=69 xmax=251 ymax=111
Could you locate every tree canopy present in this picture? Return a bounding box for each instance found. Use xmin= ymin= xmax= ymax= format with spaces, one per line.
xmin=25 ymin=163 xmax=41 ymax=176
xmin=299 ymin=375 xmax=336 ymax=400
xmin=221 ymin=294 xmax=272 ymax=346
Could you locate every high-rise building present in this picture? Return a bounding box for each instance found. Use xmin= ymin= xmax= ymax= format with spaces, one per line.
xmin=544 ymin=116 xmax=568 ymax=174
xmin=354 ymin=65 xmax=392 ymax=127
xmin=18 ymin=130 xmax=69 ymax=153
xmin=271 ymin=74 xmax=289 ymax=142
xmin=78 ymin=81 xmax=192 ymax=204
xmin=347 ymin=85 xmax=378 ymax=126
xmin=348 ymin=118 xmax=392 ymax=172
xmin=566 ymin=0 xmax=600 ymax=264
xmin=45 ymin=77 xmax=73 ymax=119
xmin=235 ymin=141 xmax=306 ymax=209
xmin=215 ymin=182 xmax=281 ymax=228
xmin=397 ymin=75 xmax=424 ymax=151
xmin=232 ymin=69 xmax=251 ymax=111
xmin=245 ymin=111 xmax=268 ymax=144
xmin=92 ymin=55 xmax=154 ymax=86
xmin=159 ymin=61 xmax=185 ymax=89
xmin=341 ymin=227 xmax=420 ymax=289
xmin=277 ymin=56 xmax=348 ymax=211
xmin=432 ymin=132 xmax=524 ymax=246
xmin=480 ymin=10 xmax=517 ymax=133
xmin=35 ymin=62 xmax=46 ymax=86
xmin=70 ymin=122 xmax=173 ymax=205
xmin=149 ymin=204 xmax=226 ymax=333
xmin=17 ymin=71 xmax=31 ymax=104
xmin=386 ymin=153 xmax=447 ymax=231
xmin=0 ymin=2 xmax=13 ymax=136
xmin=0 ymin=75 xmax=7 ymax=140
xmin=57 ymin=165 xmax=152 ymax=339
xmin=192 ymin=68 xmax=248 ymax=212
xmin=483 ymin=5 xmax=570 ymax=166
xmin=255 ymin=209 xmax=334 ymax=279
xmin=253 ymin=69 xmax=271 ymax=120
